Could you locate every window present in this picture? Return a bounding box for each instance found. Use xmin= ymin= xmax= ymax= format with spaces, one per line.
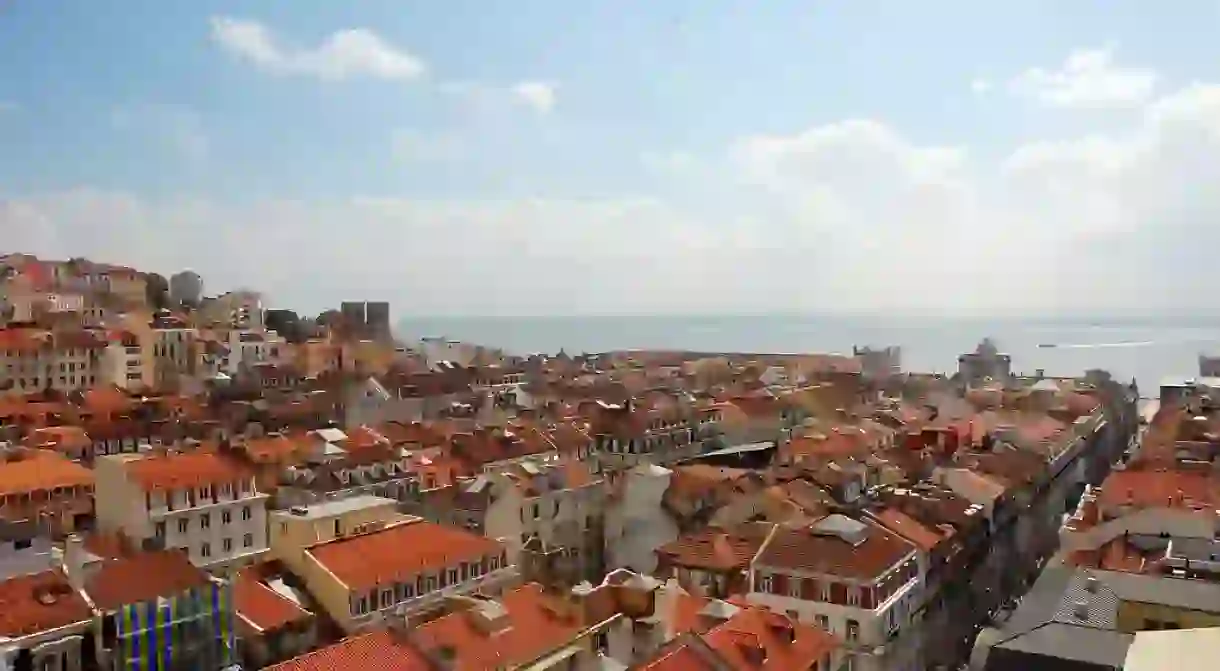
xmin=242 ymin=505 xmax=252 ymax=521
xmin=757 ymin=572 xmax=773 ymax=593
xmin=200 ymin=513 xmax=210 ymax=529
xmin=201 ymin=543 xmax=211 ymax=558
xmin=846 ymin=619 xmax=859 ymax=642
xmin=789 ymin=577 xmax=802 ymax=599
xmin=381 ymin=589 xmax=393 ymax=608
xmin=848 ymin=587 xmax=860 ymax=606
xmin=221 ymin=510 xmax=232 ymax=525
xmin=154 ymin=522 xmax=166 ymax=539
xmin=815 ymin=614 xmax=829 ymax=630
xmin=448 ymin=568 xmax=459 ymax=584
xmin=334 ymin=519 xmax=342 ymax=536
xmin=243 ymin=533 xmax=253 ymax=548
xmin=222 ymin=538 xmax=233 ymax=552
xmin=178 ymin=519 xmax=189 ymax=534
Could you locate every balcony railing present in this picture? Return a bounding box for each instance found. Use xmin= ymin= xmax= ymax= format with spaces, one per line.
xmin=348 ymin=566 xmax=520 ymax=631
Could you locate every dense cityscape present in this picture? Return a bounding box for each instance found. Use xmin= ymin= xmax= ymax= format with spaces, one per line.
xmin=0 ymin=253 xmax=1213 ymax=671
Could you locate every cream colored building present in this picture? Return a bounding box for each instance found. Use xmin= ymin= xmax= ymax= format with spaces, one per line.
xmin=269 ymin=496 xmax=515 ymax=633
xmin=418 ymin=459 xmax=606 ymax=588
xmin=0 ymin=328 xmax=149 ymax=393
xmin=93 ymin=450 xmax=270 ymax=574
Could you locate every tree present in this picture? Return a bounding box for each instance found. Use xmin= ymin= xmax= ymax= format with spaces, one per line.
xmin=145 ymin=272 xmax=170 ymax=310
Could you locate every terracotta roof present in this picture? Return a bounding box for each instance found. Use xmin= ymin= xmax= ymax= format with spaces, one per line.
xmin=702 ymin=607 xmax=839 ymax=670
xmin=657 ymin=525 xmax=773 ymax=572
xmin=1098 ymin=469 xmax=1220 ymax=512
xmin=241 ymin=433 xmax=305 ymax=463
xmin=85 ymin=549 xmax=212 ymax=611
xmin=0 ymin=569 xmax=93 ymax=637
xmin=754 ymin=515 xmax=915 ymax=580
xmin=411 ymin=584 xmax=585 ymax=669
xmin=123 ymin=450 xmax=254 ymax=492
xmin=234 ymin=569 xmax=312 ymax=635
xmin=870 ymin=508 xmax=944 ymax=552
xmin=266 ymin=630 xmax=430 ymax=671
xmin=306 ymin=520 xmax=503 ymax=592
xmin=0 ymin=451 xmax=94 ymax=497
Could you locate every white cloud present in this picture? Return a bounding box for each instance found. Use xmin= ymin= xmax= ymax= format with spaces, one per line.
xmin=8 ymin=51 xmax=1220 ymax=316
xmin=1009 ymin=45 xmax=1157 ymax=108
xmin=209 ymin=16 xmax=426 ymax=82
xmin=970 ymin=78 xmax=992 ymax=94
xmin=111 ymin=104 xmax=209 ymax=161
xmin=512 ymin=81 xmax=557 ymax=113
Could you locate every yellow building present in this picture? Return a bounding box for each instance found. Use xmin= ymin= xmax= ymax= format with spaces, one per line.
xmin=268 ymin=495 xmax=515 ymax=633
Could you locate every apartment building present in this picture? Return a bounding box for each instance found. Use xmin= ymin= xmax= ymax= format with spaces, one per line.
xmin=0 ymin=449 xmax=95 ymax=537
xmin=80 ymin=548 xmax=239 ymax=671
xmin=0 ymin=328 xmax=108 ymax=393
xmin=415 ymin=458 xmax=606 ymax=588
xmin=269 ymin=497 xmax=515 ymax=633
xmin=747 ymin=513 xmax=921 ymax=671
xmin=93 ymin=449 xmax=270 ymax=573
xmin=0 ymin=567 xmax=96 ymax=671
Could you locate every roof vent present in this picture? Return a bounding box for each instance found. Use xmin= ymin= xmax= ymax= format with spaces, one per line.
xmin=1084 ymin=575 xmax=1099 ymax=593
xmin=288 ymin=506 xmax=309 ymax=516
xmin=1072 ymin=599 xmax=1090 ymax=620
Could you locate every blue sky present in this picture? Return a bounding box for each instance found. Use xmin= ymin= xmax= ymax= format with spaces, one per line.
xmin=4 ymin=1 xmax=1220 ymax=315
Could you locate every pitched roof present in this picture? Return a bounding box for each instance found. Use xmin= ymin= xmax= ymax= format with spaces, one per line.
xmin=123 ymin=450 xmax=254 ymax=491
xmin=85 ymin=549 xmax=212 ymax=611
xmin=410 ymin=584 xmax=585 ymax=669
xmin=754 ymin=514 xmax=915 ymax=580
xmin=656 ymin=525 xmax=772 ymax=572
xmin=263 ymin=629 xmax=431 ymax=671
xmin=0 ymin=569 xmax=93 ymax=637
xmin=233 ymin=569 xmax=313 ymax=635
xmin=306 ymin=519 xmax=502 ymax=592
xmin=0 ymin=451 xmax=94 ymax=497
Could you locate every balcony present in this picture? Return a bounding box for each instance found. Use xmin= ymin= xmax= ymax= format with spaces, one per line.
xmin=348 ymin=566 xmax=520 ymax=632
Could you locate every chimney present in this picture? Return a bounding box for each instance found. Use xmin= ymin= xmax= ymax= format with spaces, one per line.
xmin=1084 ymin=575 xmax=1099 ymax=593
xmin=1072 ymin=599 xmax=1090 ymax=620
xmin=63 ymin=533 xmax=85 ymax=591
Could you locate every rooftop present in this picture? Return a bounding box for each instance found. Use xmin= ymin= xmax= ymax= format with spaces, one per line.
xmin=271 ymin=494 xmax=400 ymax=520
xmin=305 ymin=519 xmax=503 ymax=592
xmin=0 ymin=568 xmax=93 ymax=638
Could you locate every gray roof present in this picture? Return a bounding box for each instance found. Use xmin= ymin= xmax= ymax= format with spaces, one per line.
xmin=996 ymin=623 xmax=1133 ymax=668
xmin=1093 ymin=569 xmax=1220 ymax=613
xmin=271 ymin=494 xmax=398 ymax=519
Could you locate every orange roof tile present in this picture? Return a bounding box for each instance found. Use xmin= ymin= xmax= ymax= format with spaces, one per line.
xmin=234 ymin=570 xmax=312 ymax=635
xmin=870 ymin=508 xmax=944 ymax=552
xmin=755 ymin=515 xmax=915 ymax=580
xmin=411 ymin=584 xmax=585 ymax=669
xmin=124 ymin=451 xmax=254 ymax=492
xmin=265 ymin=630 xmax=430 ymax=671
xmin=85 ymin=550 xmax=212 ymax=611
xmin=0 ymin=569 xmax=93 ymax=637
xmin=0 ymin=451 xmax=94 ymax=497
xmin=306 ymin=520 xmax=502 ymax=592
xmin=657 ymin=526 xmax=772 ymax=572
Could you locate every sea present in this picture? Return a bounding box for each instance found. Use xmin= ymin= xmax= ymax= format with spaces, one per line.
xmin=395 ymin=316 xmax=1220 ymax=392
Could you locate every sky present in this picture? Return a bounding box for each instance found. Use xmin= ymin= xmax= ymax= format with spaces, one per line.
xmin=3 ymin=1 xmax=1220 ymax=317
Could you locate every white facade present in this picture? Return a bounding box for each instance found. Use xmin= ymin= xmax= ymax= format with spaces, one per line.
xmin=221 ymin=329 xmax=286 ymax=375
xmin=93 ymin=453 xmax=270 ymax=575
xmin=603 ymin=464 xmax=680 ymax=575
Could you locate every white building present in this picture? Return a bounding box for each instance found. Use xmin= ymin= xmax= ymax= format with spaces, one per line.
xmin=602 ymin=463 xmax=681 ymax=575
xmin=220 ymin=328 xmax=286 ymax=375
xmin=93 ymin=449 xmax=270 ymax=575
xmin=747 ymin=513 xmax=922 ymax=671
